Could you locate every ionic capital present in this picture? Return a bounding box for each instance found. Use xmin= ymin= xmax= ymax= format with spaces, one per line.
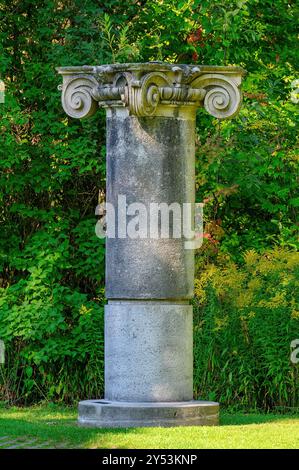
xmin=57 ymin=62 xmax=246 ymax=119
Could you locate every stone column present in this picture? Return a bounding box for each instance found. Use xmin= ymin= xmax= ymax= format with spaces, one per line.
xmin=57 ymin=62 xmax=245 ymax=427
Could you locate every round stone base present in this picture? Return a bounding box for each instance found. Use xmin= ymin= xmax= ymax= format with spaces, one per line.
xmin=78 ymin=399 xmax=219 ymax=428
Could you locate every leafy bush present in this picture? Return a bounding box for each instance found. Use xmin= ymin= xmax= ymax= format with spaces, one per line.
xmin=194 ymin=248 xmax=299 ymax=410
xmin=0 ymin=0 xmax=298 ymax=406
xmin=0 ymin=241 xmax=105 ymax=402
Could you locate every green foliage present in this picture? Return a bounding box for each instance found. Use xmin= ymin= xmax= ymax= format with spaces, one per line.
xmin=98 ymin=13 xmax=140 ymax=63
xmin=0 ymin=0 xmax=108 ymax=403
xmin=0 ymin=0 xmax=298 ymax=406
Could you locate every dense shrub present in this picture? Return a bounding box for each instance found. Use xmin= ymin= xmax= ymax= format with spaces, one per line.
xmin=0 ymin=0 xmax=298 ymax=406
xmin=194 ymin=248 xmax=299 ymax=410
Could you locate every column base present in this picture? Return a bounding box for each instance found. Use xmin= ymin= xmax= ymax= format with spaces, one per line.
xmin=78 ymin=399 xmax=219 ymax=428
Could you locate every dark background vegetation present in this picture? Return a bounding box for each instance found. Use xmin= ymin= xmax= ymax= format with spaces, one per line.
xmin=0 ymin=0 xmax=298 ymax=410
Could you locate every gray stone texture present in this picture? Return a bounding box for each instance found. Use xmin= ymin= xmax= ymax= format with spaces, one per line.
xmin=105 ymin=301 xmax=193 ymax=402
xmin=56 ymin=62 xmax=247 ymax=427
xmin=78 ymin=400 xmax=219 ymax=427
xmin=105 ymin=109 xmax=195 ymax=300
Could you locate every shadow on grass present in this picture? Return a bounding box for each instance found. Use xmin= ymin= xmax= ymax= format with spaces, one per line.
xmin=0 ymin=415 xmax=135 ymax=448
xmin=220 ymin=412 xmax=299 ymax=426
xmin=0 ymin=412 xmax=299 ymax=449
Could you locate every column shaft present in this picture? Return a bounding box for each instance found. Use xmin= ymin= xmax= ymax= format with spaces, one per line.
xmin=104 ymin=107 xmax=195 ymax=402
xmin=56 ymin=61 xmax=245 ymax=426
xmin=105 ymin=107 xmax=195 ymax=300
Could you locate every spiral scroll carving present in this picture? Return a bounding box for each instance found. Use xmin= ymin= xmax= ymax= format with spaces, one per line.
xmin=57 ymin=64 xmax=244 ymax=119
xmin=61 ymin=76 xmax=98 ymax=119
xmin=123 ymin=72 xmax=171 ymax=116
xmin=190 ymin=74 xmax=242 ymax=119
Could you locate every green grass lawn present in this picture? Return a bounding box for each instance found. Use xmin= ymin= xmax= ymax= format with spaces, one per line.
xmin=0 ymin=404 xmax=298 ymax=449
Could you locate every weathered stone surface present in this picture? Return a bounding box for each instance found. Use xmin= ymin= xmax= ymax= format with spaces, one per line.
xmin=56 ymin=62 xmax=245 ymax=120
xmin=106 ymin=108 xmax=195 ymax=299
xmin=56 ymin=62 xmax=245 ymax=428
xmin=105 ymin=301 xmax=193 ymax=402
xmin=78 ymin=400 xmax=219 ymax=427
